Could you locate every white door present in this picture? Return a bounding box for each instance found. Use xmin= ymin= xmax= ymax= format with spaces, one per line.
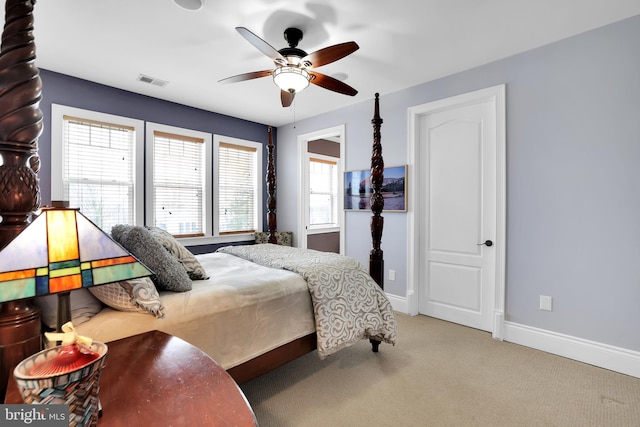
xmin=415 ymin=86 xmax=505 ymax=334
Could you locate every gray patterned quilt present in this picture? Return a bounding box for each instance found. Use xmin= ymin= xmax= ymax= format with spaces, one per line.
xmin=217 ymin=244 xmax=397 ymax=358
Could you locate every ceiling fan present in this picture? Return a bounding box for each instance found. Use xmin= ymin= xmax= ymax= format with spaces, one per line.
xmin=219 ymin=27 xmax=359 ymax=107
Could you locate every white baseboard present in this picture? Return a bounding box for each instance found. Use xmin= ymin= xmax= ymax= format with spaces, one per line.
xmin=504 ymin=321 xmax=640 ymax=379
xmin=387 ymin=293 xmax=409 ymax=314
xmin=385 ymin=294 xmax=640 ymax=378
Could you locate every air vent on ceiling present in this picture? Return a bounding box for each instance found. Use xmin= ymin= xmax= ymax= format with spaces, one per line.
xmin=137 ymin=74 xmax=168 ymax=87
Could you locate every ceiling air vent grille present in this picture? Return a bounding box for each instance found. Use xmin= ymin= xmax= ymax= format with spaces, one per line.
xmin=137 ymin=74 xmax=168 ymax=87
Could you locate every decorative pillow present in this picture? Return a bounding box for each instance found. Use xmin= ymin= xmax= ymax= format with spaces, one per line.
xmin=254 ymin=231 xmax=293 ymax=246
xmin=146 ymin=226 xmax=209 ymax=280
xmin=89 ymin=277 xmax=164 ymax=318
xmin=111 ymin=224 xmax=192 ymax=292
xmin=34 ymin=288 xmax=103 ymax=330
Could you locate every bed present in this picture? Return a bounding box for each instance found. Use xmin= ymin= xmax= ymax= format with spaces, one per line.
xmin=75 ymin=251 xmax=317 ymax=376
xmin=74 ymin=95 xmax=394 ymax=384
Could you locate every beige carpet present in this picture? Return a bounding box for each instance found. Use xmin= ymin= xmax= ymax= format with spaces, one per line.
xmin=240 ymin=313 xmax=640 ymax=427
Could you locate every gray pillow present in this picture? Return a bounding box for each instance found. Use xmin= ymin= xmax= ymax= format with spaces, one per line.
xmin=146 ymin=226 xmax=209 ymax=280
xmin=111 ymin=224 xmax=192 ymax=292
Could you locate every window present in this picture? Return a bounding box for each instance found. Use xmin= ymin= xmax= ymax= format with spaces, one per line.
xmin=308 ymin=156 xmax=338 ymax=226
xmin=214 ymin=135 xmax=262 ymax=235
xmin=145 ymin=123 xmax=212 ymax=238
xmin=52 ymin=106 xmax=261 ymax=245
xmin=51 ymin=105 xmax=144 ymax=232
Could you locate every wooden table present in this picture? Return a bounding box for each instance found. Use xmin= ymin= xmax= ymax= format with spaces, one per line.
xmin=6 ymin=330 xmax=258 ymax=426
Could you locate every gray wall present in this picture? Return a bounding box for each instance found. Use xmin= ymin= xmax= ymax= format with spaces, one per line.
xmin=277 ymin=15 xmax=640 ymax=352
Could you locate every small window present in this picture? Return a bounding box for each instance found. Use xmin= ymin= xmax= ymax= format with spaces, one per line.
xmin=309 ymin=156 xmax=338 ymax=226
xmin=214 ymin=135 xmax=262 ymax=235
xmin=146 ymin=123 xmax=212 ymax=238
xmin=51 ymin=105 xmax=144 ymax=232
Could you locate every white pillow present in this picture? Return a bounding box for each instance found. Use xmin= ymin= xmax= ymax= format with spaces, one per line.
xmin=88 ymin=277 xmax=164 ymax=318
xmin=34 ymin=288 xmax=103 ymax=330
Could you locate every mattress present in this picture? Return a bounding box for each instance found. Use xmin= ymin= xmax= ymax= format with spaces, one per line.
xmin=75 ymin=252 xmax=316 ymax=369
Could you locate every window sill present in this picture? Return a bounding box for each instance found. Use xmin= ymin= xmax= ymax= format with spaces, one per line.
xmin=307 ymin=226 xmax=340 ymax=235
xmin=178 ymin=234 xmax=254 ymax=246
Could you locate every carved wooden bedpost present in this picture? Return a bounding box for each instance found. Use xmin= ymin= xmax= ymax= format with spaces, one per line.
xmin=0 ymin=0 xmax=43 ymax=401
xmin=369 ymin=93 xmax=384 ymax=289
xmin=0 ymin=0 xmax=42 ymax=247
xmin=266 ymin=126 xmax=277 ymax=244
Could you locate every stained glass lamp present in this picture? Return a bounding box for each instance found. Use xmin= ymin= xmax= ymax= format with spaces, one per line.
xmin=0 ymin=207 xmax=153 ymax=331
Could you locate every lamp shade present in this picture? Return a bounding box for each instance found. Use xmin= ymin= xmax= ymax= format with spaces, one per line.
xmin=273 ymin=66 xmax=310 ymax=93
xmin=0 ymin=208 xmax=152 ymax=303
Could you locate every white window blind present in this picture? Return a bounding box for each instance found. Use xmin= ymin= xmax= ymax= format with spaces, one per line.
xmin=218 ymin=141 xmax=257 ymax=234
xmin=152 ymin=131 xmax=205 ymax=237
xmin=309 ymin=157 xmax=337 ymax=226
xmin=62 ymin=115 xmax=135 ymax=232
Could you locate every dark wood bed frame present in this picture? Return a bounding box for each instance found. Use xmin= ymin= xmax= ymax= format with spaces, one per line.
xmin=228 ymin=94 xmax=385 ymax=384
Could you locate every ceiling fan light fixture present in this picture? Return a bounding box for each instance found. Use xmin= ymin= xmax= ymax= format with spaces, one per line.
xmin=273 ymin=66 xmax=310 ymax=93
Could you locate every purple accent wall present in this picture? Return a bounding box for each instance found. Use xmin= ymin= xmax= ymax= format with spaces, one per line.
xmin=37 ymin=69 xmax=275 ymax=241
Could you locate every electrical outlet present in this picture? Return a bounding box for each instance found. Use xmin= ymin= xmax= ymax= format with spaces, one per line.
xmin=389 ymin=270 xmax=396 ymax=281
xmin=540 ymin=295 xmax=552 ymax=311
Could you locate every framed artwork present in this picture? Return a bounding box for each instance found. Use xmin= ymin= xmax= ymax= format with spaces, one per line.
xmin=344 ymin=165 xmax=407 ymax=212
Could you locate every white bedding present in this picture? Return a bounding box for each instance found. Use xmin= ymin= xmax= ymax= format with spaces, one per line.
xmin=75 ymin=252 xmax=316 ymax=369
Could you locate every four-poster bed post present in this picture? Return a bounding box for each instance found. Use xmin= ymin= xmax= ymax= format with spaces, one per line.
xmin=266 ymin=126 xmax=277 ymax=244
xmin=0 ymin=0 xmax=44 ymax=402
xmin=369 ymin=93 xmax=384 ymax=353
xmin=369 ymin=93 xmax=384 ymax=289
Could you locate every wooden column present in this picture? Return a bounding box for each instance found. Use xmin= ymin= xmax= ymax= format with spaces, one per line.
xmin=266 ymin=126 xmax=277 ymax=244
xmin=0 ymin=0 xmax=43 ymax=401
xmin=369 ymin=93 xmax=384 ymax=289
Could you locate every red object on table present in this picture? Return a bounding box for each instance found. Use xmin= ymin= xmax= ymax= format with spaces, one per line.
xmin=28 ymin=343 xmax=100 ymax=376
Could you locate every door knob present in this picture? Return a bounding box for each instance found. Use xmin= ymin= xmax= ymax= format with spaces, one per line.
xmin=477 ymin=240 xmax=493 ymax=247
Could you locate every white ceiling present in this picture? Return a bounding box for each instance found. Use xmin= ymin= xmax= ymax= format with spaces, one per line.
xmin=9 ymin=0 xmax=640 ymax=126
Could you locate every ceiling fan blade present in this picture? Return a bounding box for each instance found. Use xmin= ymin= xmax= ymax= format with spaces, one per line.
xmin=301 ymin=42 xmax=359 ymax=68
xmin=309 ymin=71 xmax=358 ymax=96
xmin=218 ymin=70 xmax=272 ymax=84
xmin=236 ymin=27 xmax=287 ymax=65
xmin=281 ymin=90 xmax=295 ymax=107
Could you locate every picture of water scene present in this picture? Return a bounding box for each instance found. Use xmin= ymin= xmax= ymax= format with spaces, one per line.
xmin=344 ymin=165 xmax=406 ymax=211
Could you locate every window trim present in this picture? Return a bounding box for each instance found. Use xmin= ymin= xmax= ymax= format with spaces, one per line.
xmin=145 ymin=122 xmax=213 ymax=238
xmin=213 ymin=134 xmax=263 ymax=238
xmin=297 ymin=125 xmax=345 ymax=252
xmin=51 ymin=104 xmax=145 ymax=225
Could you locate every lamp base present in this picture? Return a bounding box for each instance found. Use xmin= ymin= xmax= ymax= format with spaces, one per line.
xmin=0 ymin=300 xmax=41 ymax=402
